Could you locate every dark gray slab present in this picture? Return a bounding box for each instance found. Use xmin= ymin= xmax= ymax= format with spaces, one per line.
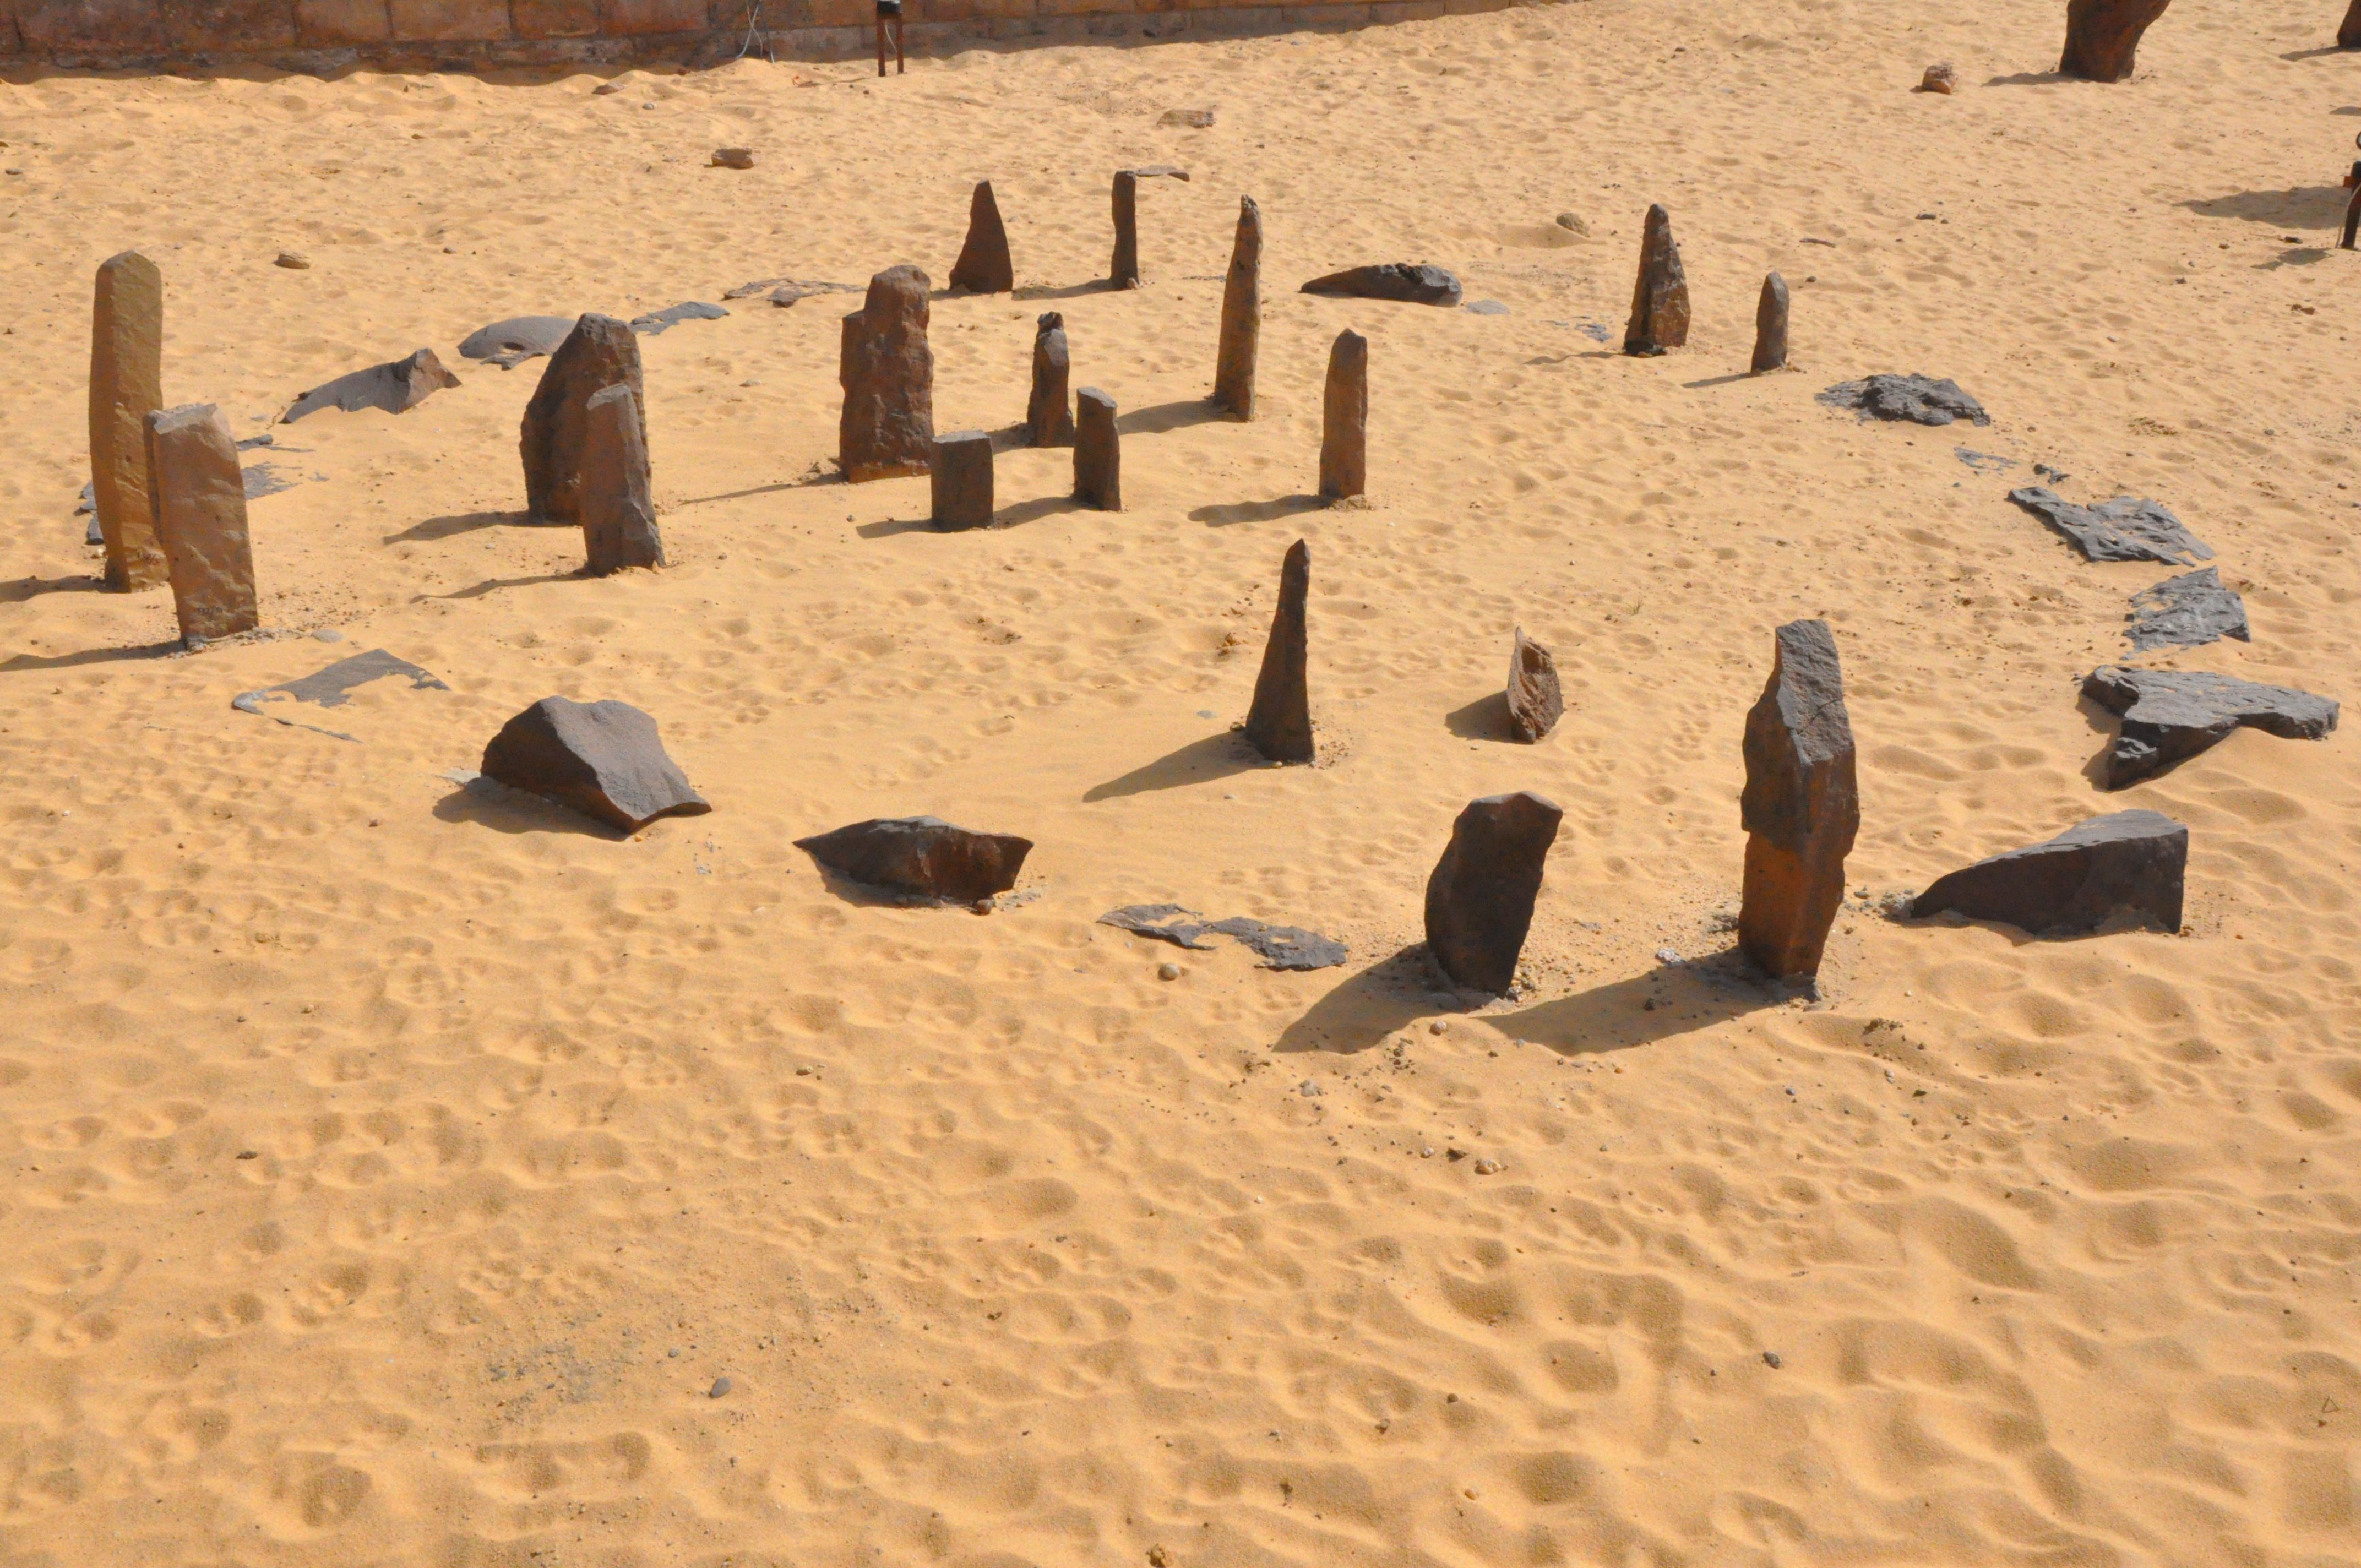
xmin=2126 ymin=567 xmax=2248 ymax=650
xmin=630 ymin=301 xmax=728 ymax=336
xmin=2083 ymin=666 xmax=2338 ymax=786
xmin=1913 ymin=809 xmax=2186 ymax=935
xmin=1096 ymin=905 xmax=1347 ymax=970
xmin=2010 ymin=486 xmax=2213 ymax=565
xmin=797 ymin=815 xmax=1030 ymax=903
xmin=1300 ymin=264 xmax=1464 ymax=307
xmin=459 ymin=315 xmax=576 ymax=369
xmin=1818 ymin=374 xmax=1989 ymax=427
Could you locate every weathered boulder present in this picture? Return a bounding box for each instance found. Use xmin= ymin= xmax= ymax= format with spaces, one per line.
xmin=1212 ymin=195 xmax=1262 ymax=418
xmin=480 ymin=696 xmax=709 ymax=832
xmin=1914 ymin=810 xmax=2186 ymax=935
xmin=90 ymin=249 xmax=170 ymax=591
xmin=2009 ymin=486 xmax=2211 ymax=565
xmin=1111 ymin=170 xmax=1141 ymax=289
xmin=1918 ymin=62 xmax=1959 ymax=92
xmin=1819 ymin=374 xmax=1988 ymax=426
xmin=711 ymin=147 xmax=755 ymax=168
xmin=460 ymin=314 xmax=575 ymax=369
xmin=1505 ymin=627 xmax=1563 ymax=742
xmin=1423 ymin=791 xmax=1564 ymax=995
xmin=1739 ymin=620 xmax=1858 ymax=981
xmin=1318 ymin=329 xmax=1368 ymax=500
xmin=1244 ymin=539 xmax=1313 ymax=763
xmin=948 ymin=179 xmax=1014 ymax=294
xmin=1299 ymin=263 xmax=1462 ymax=307
xmin=1623 ymin=204 xmax=1690 ymax=356
xmin=580 ymin=384 xmax=665 ymax=574
xmin=1027 ymin=313 xmax=1075 ymax=447
xmin=796 ymin=816 xmax=1032 ymax=903
xmin=838 ymin=265 xmax=934 ymax=482
xmin=282 ymin=347 xmax=460 ymax=423
xmin=2126 ymin=567 xmax=2247 ymax=649
xmin=2061 ymin=0 xmax=2173 ymax=81
xmin=144 ymin=403 xmax=260 ymax=645
xmin=931 ymin=431 xmax=994 ymax=531
xmin=2082 ymin=666 xmax=2338 ymax=786
xmin=520 ymin=313 xmax=645 ymax=524
xmin=1074 ymin=387 xmax=1121 ymax=511
xmin=1751 ymin=272 xmax=1790 ymax=374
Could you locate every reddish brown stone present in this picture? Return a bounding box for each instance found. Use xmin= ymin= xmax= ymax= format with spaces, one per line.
xmin=482 ymin=697 xmax=709 ymax=833
xmin=948 ymin=179 xmax=1014 ymax=294
xmin=2345 ymin=0 xmax=2361 ymax=49
xmin=1073 ymin=387 xmax=1119 ymax=511
xmin=581 ymin=384 xmax=665 ymax=574
xmin=144 ymin=404 xmax=259 ymax=645
xmin=161 ymin=0 xmax=298 ymax=50
xmin=1750 ymin=272 xmax=1789 ymax=374
xmin=512 ymin=0 xmax=599 ymax=34
xmin=20 ymin=0 xmax=166 ymax=48
xmin=1110 ymin=170 xmax=1141 ymax=289
xmin=838 ymin=265 xmax=934 ymax=483
xmin=1244 ymin=539 xmax=1312 ymax=764
xmin=1738 ymin=619 xmax=1858 ymax=981
xmin=1623 ymin=203 xmax=1690 ymax=356
xmin=931 ymin=431 xmax=994 ymax=531
xmin=89 ymin=250 xmax=169 ymax=592
xmin=1423 ymin=791 xmax=1563 ymax=995
xmin=295 ymin=0 xmax=390 ymax=42
xmin=520 ymin=314 xmax=644 ymax=524
xmin=1027 ymin=313 xmax=1074 ymax=448
xmin=1211 ymin=195 xmax=1260 ymax=418
xmin=2060 ymin=0 xmax=2172 ymax=81
xmin=1317 ymin=328 xmax=1366 ymax=499
xmin=1505 ymin=627 xmax=1561 ymax=742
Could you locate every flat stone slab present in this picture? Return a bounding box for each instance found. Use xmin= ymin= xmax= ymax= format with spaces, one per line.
xmin=2083 ymin=666 xmax=2339 ymax=787
xmin=459 ymin=315 xmax=576 ymax=369
xmin=233 ymin=648 xmax=448 ymax=742
xmin=2009 ymin=486 xmax=2213 ymax=565
xmin=796 ymin=816 xmax=1031 ymax=904
xmin=1913 ymin=809 xmax=2186 ymax=936
xmin=724 ymin=277 xmax=862 ymax=307
xmin=1818 ymin=374 xmax=1989 ymax=426
xmin=1300 ymin=264 xmax=1464 ymax=307
xmin=2126 ymin=567 xmax=2248 ymax=650
xmin=1096 ymin=905 xmax=1347 ymax=970
xmin=480 ymin=696 xmax=710 ymax=833
xmin=630 ymin=301 xmax=728 ymax=336
xmin=282 ymin=347 xmax=460 ymax=423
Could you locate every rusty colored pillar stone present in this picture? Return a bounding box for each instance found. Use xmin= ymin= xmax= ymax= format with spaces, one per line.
xmin=1737 ymin=619 xmax=1859 ymax=981
xmin=1243 ymin=538 xmax=1313 ymax=764
xmin=948 ymin=179 xmax=1014 ymax=294
xmin=1318 ymin=328 xmax=1367 ymax=499
xmin=89 ymin=250 xmax=170 ymax=591
xmin=1073 ymin=386 xmax=1120 ymax=511
xmin=838 ymin=265 xmax=935 ymax=482
xmin=144 ymin=403 xmax=259 ymax=645
xmin=2060 ymin=0 xmax=2173 ymax=81
xmin=1211 ymin=195 xmax=1261 ymax=418
xmin=1623 ymin=203 xmax=1690 ymax=357
xmin=580 ymin=383 xmax=665 ymax=574
xmin=1751 ymin=272 xmax=1790 ymax=374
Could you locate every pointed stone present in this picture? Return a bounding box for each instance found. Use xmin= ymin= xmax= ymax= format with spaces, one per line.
xmin=796 ymin=816 xmax=1032 ymax=903
xmin=89 ymin=249 xmax=169 ymax=591
xmin=1244 ymin=539 xmax=1313 ymax=764
xmin=481 ymin=696 xmax=710 ymax=833
xmin=1027 ymin=313 xmax=1075 ymax=447
xmin=1212 ymin=195 xmax=1261 ymax=417
xmin=282 ymin=347 xmax=460 ymax=423
xmin=1751 ymin=273 xmax=1789 ymax=374
xmin=931 ymin=430 xmax=994 ymax=531
xmin=580 ymin=384 xmax=664 ymax=574
xmin=1318 ymin=329 xmax=1367 ymax=500
xmin=1073 ymin=388 xmax=1121 ymax=511
xmin=1738 ymin=619 xmax=1858 ymax=981
xmin=2345 ymin=0 xmax=2361 ymax=48
xmin=1505 ymin=627 xmax=1562 ymax=742
xmin=143 ymin=403 xmax=259 ymax=645
xmin=1110 ymin=170 xmax=1141 ymax=289
xmin=1622 ymin=203 xmax=1690 ymax=357
xmin=1423 ymin=791 xmax=1564 ymax=995
xmin=838 ymin=265 xmax=934 ymax=483
xmin=948 ymin=179 xmax=1014 ymax=294
xmin=2060 ymin=0 xmax=2174 ymax=82
xmin=1914 ymin=810 xmax=2186 ymax=937
xmin=520 ymin=313 xmax=644 ymax=525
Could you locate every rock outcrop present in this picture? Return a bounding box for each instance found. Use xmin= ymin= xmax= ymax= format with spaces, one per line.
xmin=1027 ymin=313 xmax=1075 ymax=447
xmin=1299 ymin=263 xmax=1462 ymax=306
xmin=1074 ymin=388 xmax=1121 ymax=511
xmin=1738 ymin=620 xmax=1858 ymax=981
xmin=2082 ymin=666 xmax=2338 ymax=786
xmin=520 ymin=313 xmax=644 ymax=524
xmin=1318 ymin=329 xmax=1368 ymax=499
xmin=948 ymin=179 xmax=1014 ymax=294
xmin=480 ymin=696 xmax=710 ymax=832
xmin=838 ymin=265 xmax=934 ymax=482
xmin=282 ymin=347 xmax=460 ymax=423
xmin=796 ymin=816 xmax=1032 ymax=903
xmin=89 ymin=249 xmax=170 ymax=591
xmin=144 ymin=402 xmax=260 ymax=644
xmin=1751 ymin=273 xmax=1790 ymax=373
xmin=1623 ymin=204 xmax=1690 ymax=356
xmin=1212 ymin=196 xmax=1262 ymax=417
xmin=580 ymin=384 xmax=664 ymax=574
xmin=1244 ymin=539 xmax=1313 ymax=763
xmin=1505 ymin=627 xmax=1563 ymax=742
xmin=2061 ymin=0 xmax=2174 ymax=82
xmin=1914 ymin=810 xmax=2186 ymax=935
xmin=931 ymin=430 xmax=994 ymax=531
xmin=1423 ymin=791 xmax=1564 ymax=994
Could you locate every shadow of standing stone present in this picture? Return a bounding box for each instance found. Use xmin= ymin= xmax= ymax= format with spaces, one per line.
xmin=90 ymin=249 xmax=170 ymax=591
xmin=520 ymin=313 xmax=644 ymax=525
xmin=1423 ymin=791 xmax=1564 ymax=995
xmin=1738 ymin=619 xmax=1858 ymax=981
xmin=949 ymin=179 xmax=1015 ymax=294
xmin=581 ymin=384 xmax=665 ymax=574
xmin=1212 ymin=195 xmax=1261 ymax=418
xmin=839 ymin=265 xmax=935 ymax=482
xmin=144 ymin=403 xmax=259 ymax=645
xmin=1074 ymin=388 xmax=1121 ymax=511
xmin=1319 ymin=329 xmax=1367 ymax=500
xmin=1244 ymin=539 xmax=1313 ymax=763
xmin=1623 ymin=204 xmax=1690 ymax=356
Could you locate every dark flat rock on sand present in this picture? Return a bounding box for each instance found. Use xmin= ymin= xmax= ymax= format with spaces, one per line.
xmin=2011 ymin=486 xmax=2214 ymax=566
xmin=233 ymin=647 xmax=447 ymax=740
xmin=1913 ymin=809 xmax=2186 ymax=936
xmin=459 ymin=315 xmax=576 ymax=369
xmin=797 ymin=816 xmax=1030 ymax=904
xmin=1819 ymin=374 xmax=1988 ymax=427
xmin=281 ymin=347 xmax=460 ymax=423
xmin=481 ymin=696 xmax=710 ymax=833
xmin=724 ymin=277 xmax=863 ymax=307
xmin=630 ymin=301 xmax=728 ymax=336
xmin=2083 ymin=666 xmax=2338 ymax=787
xmin=1096 ymin=905 xmax=1347 ymax=970
xmin=2127 ymin=567 xmax=2248 ymax=650
xmin=1300 ymin=264 xmax=1464 ymax=307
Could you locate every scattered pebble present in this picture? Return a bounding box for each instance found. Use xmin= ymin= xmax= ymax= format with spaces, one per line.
xmin=1298 ymin=1079 xmax=1321 ymax=1096
xmin=1762 ymin=1351 xmax=1783 ymax=1369
xmin=1429 ymin=1019 xmax=1448 ymax=1036
xmin=274 ymin=251 xmax=310 ymax=269
xmin=1473 ymin=1157 xmax=1504 ymax=1175
xmin=713 ymin=148 xmax=755 ymax=169
xmin=1553 ymin=211 xmax=1588 ymax=235
xmin=1917 ymin=62 xmax=1958 ymax=94
xmin=709 ymin=1376 xmax=731 ymax=1398
xmin=1157 ymin=962 xmax=1181 ymax=981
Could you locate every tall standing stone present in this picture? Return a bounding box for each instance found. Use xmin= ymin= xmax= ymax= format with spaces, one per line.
xmin=931 ymin=431 xmax=994 ymax=531
xmin=948 ymin=179 xmax=1015 ymax=294
xmin=1423 ymin=791 xmax=1564 ymax=995
xmin=1028 ymin=313 xmax=1075 ymax=447
xmin=1211 ymin=195 xmax=1261 ymax=418
xmin=2060 ymin=0 xmax=2174 ymax=81
xmin=1622 ymin=204 xmax=1690 ymax=357
xmin=89 ymin=251 xmax=169 ymax=591
xmin=1318 ymin=329 xmax=1367 ymax=499
xmin=1738 ymin=619 xmax=1858 ymax=981
xmin=520 ymin=313 xmax=644 ymax=525
xmin=2344 ymin=0 xmax=2361 ymax=49
xmin=1110 ymin=171 xmax=1141 ymax=290
xmin=1244 ymin=539 xmax=1313 ymax=764
xmin=839 ymin=265 xmax=935 ymax=482
xmin=1505 ymin=627 xmax=1562 ymax=742
xmin=1751 ymin=273 xmax=1790 ymax=374
xmin=143 ymin=404 xmax=258 ymax=645
xmin=1074 ymin=387 xmax=1121 ymax=511
xmin=580 ymin=384 xmax=664 ymax=575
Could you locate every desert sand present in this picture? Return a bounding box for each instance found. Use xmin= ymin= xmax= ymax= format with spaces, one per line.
xmin=3 ymin=1 xmax=2359 ymax=1563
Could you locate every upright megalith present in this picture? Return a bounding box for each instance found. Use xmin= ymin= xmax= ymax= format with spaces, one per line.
xmin=839 ymin=265 xmax=935 ymax=482
xmin=1110 ymin=171 xmax=1141 ymax=289
xmin=1318 ymin=329 xmax=1368 ymax=500
xmin=948 ymin=179 xmax=1014 ymax=295
xmin=2060 ymin=0 xmax=2173 ymax=81
xmin=1244 ymin=539 xmax=1313 ymax=764
xmin=931 ymin=431 xmax=994 ymax=531
xmin=2344 ymin=0 xmax=2361 ymax=49
xmin=1074 ymin=388 xmax=1121 ymax=511
xmin=1738 ymin=620 xmax=1858 ymax=981
xmin=1212 ymin=195 xmax=1261 ymax=418
xmin=89 ymin=250 xmax=169 ymax=591
xmin=1028 ymin=313 xmax=1075 ymax=447
xmin=1423 ymin=791 xmax=1564 ymax=995
xmin=1505 ymin=627 xmax=1562 ymax=742
xmin=143 ymin=404 xmax=258 ymax=645
xmin=1751 ymin=273 xmax=1791 ymax=374
xmin=580 ymin=384 xmax=663 ymax=575
xmin=520 ymin=313 xmax=644 ymax=525
xmin=1623 ymin=204 xmax=1690 ymax=357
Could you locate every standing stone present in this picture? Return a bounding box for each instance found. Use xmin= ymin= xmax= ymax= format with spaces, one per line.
xmin=1028 ymin=313 xmax=1075 ymax=447
xmin=1318 ymin=329 xmax=1368 ymax=500
xmin=2060 ymin=0 xmax=2174 ymax=81
xmin=1073 ymin=388 xmax=1121 ymax=511
xmin=2345 ymin=0 xmax=2361 ymax=49
xmin=580 ymin=384 xmax=664 ymax=575
xmin=1244 ymin=539 xmax=1313 ymax=764
xmin=948 ymin=179 xmax=1015 ymax=294
xmin=1622 ymin=203 xmax=1691 ymax=357
xmin=931 ymin=431 xmax=994 ymax=531
xmin=143 ymin=404 xmax=259 ymax=645
xmin=89 ymin=250 xmax=170 ymax=591
xmin=1738 ymin=620 xmax=1859 ymax=981
xmin=1423 ymin=791 xmax=1564 ymax=995
xmin=1212 ymin=195 xmax=1261 ymax=418
xmin=839 ymin=265 xmax=935 ymax=483
xmin=1751 ymin=273 xmax=1790 ymax=374
xmin=520 ymin=313 xmax=644 ymax=525
xmin=1110 ymin=171 xmax=1141 ymax=289
xmin=1505 ymin=627 xmax=1562 ymax=742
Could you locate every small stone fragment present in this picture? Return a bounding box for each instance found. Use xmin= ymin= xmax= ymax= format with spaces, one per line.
xmin=1818 ymin=374 xmax=1988 ymax=427
xmin=1111 ymin=170 xmax=1141 ymax=289
xmin=580 ymin=384 xmax=665 ymax=574
xmin=1505 ymin=627 xmax=1562 ymax=742
xmin=711 ymin=147 xmax=754 ymax=168
xmin=2060 ymin=0 xmax=2173 ymax=83
xmin=1098 ymin=905 xmax=1215 ymax=949
xmin=1157 ymin=962 xmax=1182 ymax=981
xmin=1318 ymin=329 xmax=1368 ymax=500
xmin=931 ymin=430 xmax=994 ymax=531
xmin=1027 ymin=312 xmax=1075 ymax=447
xmin=480 ymin=696 xmax=710 ymax=833
xmin=795 ymin=816 xmax=1032 ymax=903
xmin=2008 ymin=486 xmax=2211 ymax=565
xmin=629 ymin=301 xmax=727 ymax=336
xmin=90 ymin=249 xmax=170 ymax=591
xmin=839 ymin=265 xmax=935 ymax=482
xmin=2082 ymin=667 xmax=2338 ymax=787
xmin=2125 ymin=567 xmax=2248 ymax=650
xmin=1738 ymin=620 xmax=1859 ymax=981
xmin=1244 ymin=539 xmax=1313 ymax=764
xmin=1423 ymin=791 xmax=1564 ymax=995
xmin=1160 ymin=108 xmax=1215 ymax=127
xmin=1751 ymin=273 xmax=1790 ymax=374
xmin=281 ymin=347 xmax=460 ymax=423
xmin=1917 ymin=62 xmax=1959 ymax=92
xmin=521 ymin=313 xmax=645 ymax=524
xmin=1206 ymin=917 xmax=1347 ymax=971
xmin=144 ymin=402 xmax=260 ymax=645
xmin=1623 ymin=204 xmax=1690 ymax=356
xmin=948 ymin=179 xmax=1015 ymax=294
xmin=1212 ymin=195 xmax=1261 ymax=418
xmin=1299 ymin=263 xmax=1462 ymax=307
xmin=1913 ymin=810 xmax=2186 ymax=935
xmin=275 ymin=250 xmax=311 ymax=269
xmin=1553 ymin=212 xmax=1588 ymax=235
xmin=1073 ymin=388 xmax=1122 ymax=511
xmin=709 ymin=1376 xmax=732 ymax=1397
xmin=460 ymin=314 xmax=576 ymax=369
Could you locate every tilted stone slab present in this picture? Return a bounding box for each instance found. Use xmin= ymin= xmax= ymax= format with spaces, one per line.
xmin=2082 ymin=666 xmax=2338 ymax=787
xmin=460 ymin=314 xmax=576 ymax=369
xmin=1819 ymin=374 xmax=1988 ymax=427
xmin=282 ymin=346 xmax=460 ymax=423
xmin=1300 ymin=263 xmax=1462 ymax=307
xmin=1913 ymin=809 xmax=2186 ymax=936
xmin=2010 ymin=486 xmax=2213 ymax=565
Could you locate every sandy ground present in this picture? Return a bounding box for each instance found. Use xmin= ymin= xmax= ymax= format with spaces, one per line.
xmin=2 ymin=1 xmax=2359 ymax=1563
